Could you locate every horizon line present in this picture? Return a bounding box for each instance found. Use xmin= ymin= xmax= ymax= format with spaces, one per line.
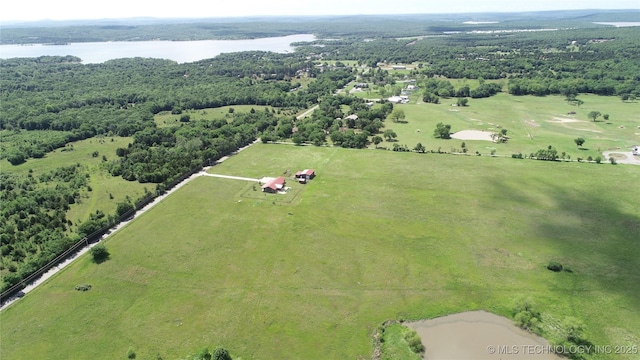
xmin=2 ymin=8 xmax=639 ymax=25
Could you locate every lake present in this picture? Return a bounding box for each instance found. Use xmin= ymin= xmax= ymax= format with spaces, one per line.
xmin=0 ymin=34 xmax=315 ymax=63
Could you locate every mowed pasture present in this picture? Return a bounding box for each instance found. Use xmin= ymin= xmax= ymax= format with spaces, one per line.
xmin=1 ymin=144 xmax=639 ymax=359
xmin=377 ymin=92 xmax=639 ymax=160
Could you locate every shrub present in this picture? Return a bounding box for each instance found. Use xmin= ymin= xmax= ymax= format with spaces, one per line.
xmin=193 ymin=347 xmax=211 ymax=360
xmin=212 ymin=347 xmax=231 ymax=360
xmin=553 ymin=317 xmax=592 ymax=360
xmin=127 ymin=348 xmax=136 ymax=359
xmin=512 ymin=297 xmax=541 ymax=332
xmin=90 ymin=244 xmax=110 ymax=263
xmin=547 ymin=262 xmax=563 ymax=272
xmin=404 ymin=330 xmax=425 ymax=354
xmin=75 ymin=284 xmax=92 ymax=291
xmin=7 ymin=152 xmax=26 ymax=165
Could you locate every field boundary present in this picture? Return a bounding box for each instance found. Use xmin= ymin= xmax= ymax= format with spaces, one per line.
xmin=0 ymin=139 xmax=260 ymax=310
xmin=0 ymin=162 xmax=206 ymax=309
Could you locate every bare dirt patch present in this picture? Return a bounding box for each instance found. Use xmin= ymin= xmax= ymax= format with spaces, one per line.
xmin=406 ymin=311 xmax=563 ymax=360
xmin=549 ymin=117 xmax=583 ymax=123
xmin=525 ymin=119 xmax=540 ymax=127
xmin=451 ymin=130 xmax=495 ymax=141
xmin=602 ymin=151 xmax=640 ymax=165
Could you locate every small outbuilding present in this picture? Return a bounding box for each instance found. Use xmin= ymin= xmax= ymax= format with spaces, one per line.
xmin=295 ymin=169 xmax=316 ymax=183
xmin=262 ymin=177 xmax=286 ymax=193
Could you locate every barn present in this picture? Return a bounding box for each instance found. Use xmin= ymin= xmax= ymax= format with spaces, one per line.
xmin=295 ymin=169 xmax=316 ymax=183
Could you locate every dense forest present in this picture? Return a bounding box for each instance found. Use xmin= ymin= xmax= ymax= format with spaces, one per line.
xmin=298 ymin=27 xmax=640 ymax=97
xmin=2 ymin=10 xmax=639 ymax=44
xmin=1 ymin=17 xmax=640 ymax=293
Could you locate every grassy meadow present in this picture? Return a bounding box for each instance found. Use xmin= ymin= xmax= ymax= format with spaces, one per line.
xmin=154 ymin=105 xmax=287 ymax=127
xmin=2 ymin=136 xmax=149 ymax=225
xmin=1 ymin=143 xmax=639 ymax=359
xmin=377 ymin=93 xmax=639 ymax=159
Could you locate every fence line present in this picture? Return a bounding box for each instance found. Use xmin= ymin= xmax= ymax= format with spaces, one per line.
xmin=0 ymin=158 xmax=213 ymax=305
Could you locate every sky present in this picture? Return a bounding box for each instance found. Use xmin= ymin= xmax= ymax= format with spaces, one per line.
xmin=2 ymin=0 xmax=639 ymax=22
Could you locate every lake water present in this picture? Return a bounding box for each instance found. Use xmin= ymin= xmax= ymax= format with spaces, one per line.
xmin=0 ymin=34 xmax=316 ymax=64
xmin=594 ymin=22 xmax=640 ymax=27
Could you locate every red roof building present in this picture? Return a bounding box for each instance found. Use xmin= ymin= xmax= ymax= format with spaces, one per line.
xmin=295 ymin=169 xmax=315 ymax=183
xmin=261 ymin=176 xmax=286 ymax=193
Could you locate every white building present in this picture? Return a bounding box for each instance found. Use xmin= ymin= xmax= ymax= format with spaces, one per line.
xmin=388 ymin=96 xmax=409 ymax=104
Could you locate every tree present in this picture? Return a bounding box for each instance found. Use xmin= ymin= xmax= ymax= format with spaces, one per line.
xmin=383 ymin=129 xmax=397 ymax=142
xmin=574 ymin=137 xmax=585 ymax=148
xmin=390 ymin=108 xmax=405 ymax=123
xmin=422 ymin=92 xmax=439 ymax=104
xmin=433 ymin=122 xmax=451 ymax=139
xmin=116 ymin=202 xmax=135 ymax=218
xmin=413 ymin=142 xmax=426 ymax=153
xmin=437 ymin=88 xmax=451 ymax=98
xmin=603 ymin=114 xmax=609 ymax=121
xmin=588 ymin=111 xmax=601 ymax=122
xmin=90 ymin=244 xmax=110 ymax=263
xmin=569 ymin=98 xmax=584 ymax=107
xmin=372 ymin=135 xmax=383 ymax=148
xmin=456 ymin=98 xmax=468 ymax=107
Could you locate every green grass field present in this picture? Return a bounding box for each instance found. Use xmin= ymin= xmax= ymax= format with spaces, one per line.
xmin=154 ymin=106 xmax=286 ymax=127
xmin=380 ymin=93 xmax=639 ymax=159
xmin=2 ymin=136 xmax=149 ymax=225
xmin=1 ymin=143 xmax=638 ymax=359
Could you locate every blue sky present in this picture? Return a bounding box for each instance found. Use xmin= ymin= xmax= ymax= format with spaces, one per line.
xmin=2 ymin=0 xmax=639 ymax=22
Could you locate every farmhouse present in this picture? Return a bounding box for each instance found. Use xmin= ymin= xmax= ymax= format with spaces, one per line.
xmin=345 ymin=114 xmax=359 ymax=121
xmin=392 ymin=65 xmax=406 ymax=70
xmin=261 ymin=177 xmax=286 ymax=193
xmin=354 ymin=83 xmax=368 ymax=89
xmin=295 ymin=169 xmax=316 ymax=183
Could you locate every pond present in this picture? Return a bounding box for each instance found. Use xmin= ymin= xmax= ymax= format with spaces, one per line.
xmin=406 ymin=311 xmax=563 ymax=360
